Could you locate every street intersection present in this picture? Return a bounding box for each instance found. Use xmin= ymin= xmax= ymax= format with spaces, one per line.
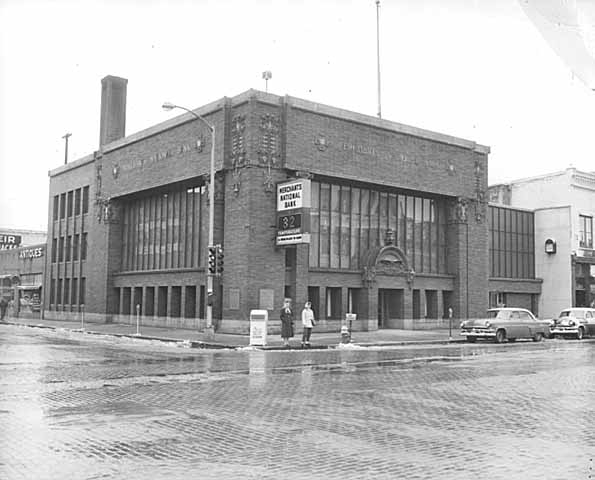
xmin=1 ymin=324 xmax=593 ymax=480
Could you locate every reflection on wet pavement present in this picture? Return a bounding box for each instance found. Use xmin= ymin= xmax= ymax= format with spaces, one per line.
xmin=1 ymin=324 xmax=594 ymax=479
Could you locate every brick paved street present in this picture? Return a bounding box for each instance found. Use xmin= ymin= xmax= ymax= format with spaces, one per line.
xmin=1 ymin=324 xmax=594 ymax=480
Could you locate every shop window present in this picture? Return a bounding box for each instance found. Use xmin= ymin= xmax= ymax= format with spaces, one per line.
xmin=184 ymin=286 xmax=195 ymax=318
xmin=50 ymin=278 xmax=56 ymax=307
xmin=157 ymin=286 xmax=167 ymax=317
xmin=59 ymin=193 xmax=66 ymax=219
xmin=75 ymin=189 xmax=81 ymax=216
xmin=425 ymin=290 xmax=438 ymax=319
xmin=58 ymin=237 xmax=64 ymax=262
xmin=53 ymin=195 xmax=59 ymax=221
xmin=82 ymin=186 xmax=89 ymax=214
xmin=67 ymin=191 xmax=73 ymax=217
xmin=442 ymin=291 xmax=453 ymax=318
xmin=63 ymin=279 xmax=70 ymax=307
xmin=51 ymin=238 xmax=57 ymax=263
xmin=122 ymin=287 xmax=131 ymax=315
xmin=80 ymin=278 xmax=86 ymax=306
xmin=348 ymin=288 xmax=364 ymax=318
xmin=326 ymin=287 xmax=342 ymax=320
xmin=65 ymin=236 xmax=71 ymax=262
xmin=579 ymin=215 xmax=593 ymax=249
xmin=412 ymin=289 xmax=421 ymax=319
xmin=308 ymin=286 xmax=320 ymax=321
xmin=170 ymin=286 xmax=181 ymax=318
xmin=80 ymin=233 xmax=87 ymax=260
xmin=71 ymin=278 xmax=78 ymax=305
xmin=133 ymin=287 xmax=143 ymax=314
xmin=199 ymin=286 xmax=205 ymax=319
xmin=57 ymin=279 xmax=63 ymax=306
xmin=72 ymin=234 xmax=79 ymax=261
xmin=145 ymin=287 xmax=155 ymax=316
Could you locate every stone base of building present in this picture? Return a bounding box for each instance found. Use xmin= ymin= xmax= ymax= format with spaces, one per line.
xmin=42 ymin=310 xmax=453 ymax=334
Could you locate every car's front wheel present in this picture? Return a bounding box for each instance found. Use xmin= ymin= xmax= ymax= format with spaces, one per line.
xmin=466 ymin=336 xmax=476 ymax=343
xmin=532 ymin=332 xmax=544 ymax=342
xmin=495 ymin=329 xmax=506 ymax=344
xmin=576 ymin=327 xmax=584 ymax=340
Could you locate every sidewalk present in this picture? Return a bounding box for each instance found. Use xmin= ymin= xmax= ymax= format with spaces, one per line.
xmin=1 ymin=316 xmax=465 ymax=349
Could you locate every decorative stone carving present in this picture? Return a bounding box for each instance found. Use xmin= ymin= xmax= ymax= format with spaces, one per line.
xmin=376 ymin=258 xmax=407 ymax=276
xmin=263 ymin=171 xmax=275 ymax=194
xmin=230 ymin=114 xmax=246 ymax=168
xmin=96 ymin=198 xmax=119 ymax=224
xmin=95 ymin=164 xmax=102 ymax=198
xmin=314 ymin=136 xmax=329 ymax=152
xmin=257 ymin=114 xmax=281 ymax=195
xmin=362 ymin=265 xmax=377 ymax=287
xmin=230 ymin=114 xmax=246 ymax=194
xmin=257 ymin=114 xmax=280 ymax=166
xmin=384 ymin=228 xmax=396 ymax=246
xmin=474 ymin=158 xmax=486 ymax=223
xmin=450 ymin=197 xmax=468 ymax=224
xmin=361 ymin=245 xmax=414 ymax=289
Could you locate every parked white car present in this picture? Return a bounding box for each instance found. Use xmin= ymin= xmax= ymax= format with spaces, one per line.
xmin=460 ymin=308 xmax=550 ymax=343
xmin=550 ymin=308 xmax=595 ymax=340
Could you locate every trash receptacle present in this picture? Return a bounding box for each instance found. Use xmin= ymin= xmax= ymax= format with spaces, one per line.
xmin=249 ymin=309 xmax=268 ymax=346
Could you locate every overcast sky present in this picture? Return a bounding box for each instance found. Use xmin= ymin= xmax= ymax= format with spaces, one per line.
xmin=1 ymin=0 xmax=594 ymax=231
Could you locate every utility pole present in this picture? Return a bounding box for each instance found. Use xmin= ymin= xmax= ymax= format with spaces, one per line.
xmin=62 ymin=132 xmax=72 ymax=164
xmin=376 ymin=0 xmax=382 ymax=119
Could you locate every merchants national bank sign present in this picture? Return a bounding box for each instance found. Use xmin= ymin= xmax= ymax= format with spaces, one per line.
xmin=276 ymin=179 xmax=311 ymax=246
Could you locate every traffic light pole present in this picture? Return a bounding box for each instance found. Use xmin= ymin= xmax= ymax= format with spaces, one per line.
xmin=161 ymin=102 xmax=215 ymax=336
xmin=206 ymin=125 xmax=215 ymax=335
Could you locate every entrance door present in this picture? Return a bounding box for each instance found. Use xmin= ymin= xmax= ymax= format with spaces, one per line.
xmin=378 ymin=289 xmax=404 ymax=328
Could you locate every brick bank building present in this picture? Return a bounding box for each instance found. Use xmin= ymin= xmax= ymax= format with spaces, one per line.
xmin=45 ymin=75 xmax=534 ymax=333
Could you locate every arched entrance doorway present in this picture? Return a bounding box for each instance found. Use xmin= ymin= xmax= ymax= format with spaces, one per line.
xmin=362 ymin=243 xmax=414 ymax=328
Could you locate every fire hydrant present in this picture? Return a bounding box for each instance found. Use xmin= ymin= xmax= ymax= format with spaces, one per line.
xmin=340 ymin=324 xmax=351 ymax=344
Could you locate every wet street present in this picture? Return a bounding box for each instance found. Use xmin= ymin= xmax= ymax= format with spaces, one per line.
xmin=1 ymin=324 xmax=594 ymax=480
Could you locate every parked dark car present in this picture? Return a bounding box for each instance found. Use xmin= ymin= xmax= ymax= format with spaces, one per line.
xmin=550 ymin=308 xmax=595 ymax=340
xmin=460 ymin=308 xmax=550 ymax=343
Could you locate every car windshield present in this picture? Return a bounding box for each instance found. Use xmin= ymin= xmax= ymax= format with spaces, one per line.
xmin=486 ymin=310 xmax=509 ymax=319
xmin=559 ymin=310 xmax=584 ymax=319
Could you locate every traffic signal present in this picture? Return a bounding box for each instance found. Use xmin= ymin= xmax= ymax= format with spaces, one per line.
xmin=216 ymin=245 xmax=224 ymax=275
xmin=208 ymin=246 xmax=217 ymax=274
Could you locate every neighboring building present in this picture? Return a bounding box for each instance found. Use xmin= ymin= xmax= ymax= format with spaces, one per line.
xmin=0 ymin=228 xmax=47 ymax=317
xmin=486 ymin=204 xmax=542 ymax=314
xmin=0 ymin=243 xmax=45 ymax=318
xmin=489 ymin=167 xmax=595 ymax=319
xmin=0 ymin=228 xmax=46 ymax=250
xmin=44 ymin=75 xmax=498 ymax=333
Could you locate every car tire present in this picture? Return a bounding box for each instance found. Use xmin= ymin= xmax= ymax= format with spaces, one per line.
xmin=576 ymin=328 xmax=584 ymax=340
xmin=466 ymin=337 xmax=476 ymax=343
xmin=495 ymin=329 xmax=506 ymax=344
xmin=532 ymin=332 xmax=544 ymax=342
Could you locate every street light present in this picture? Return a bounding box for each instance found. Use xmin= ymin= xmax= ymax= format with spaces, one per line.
xmin=162 ymin=101 xmax=216 ymax=334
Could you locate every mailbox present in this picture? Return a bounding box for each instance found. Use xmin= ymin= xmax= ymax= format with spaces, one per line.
xmin=249 ymin=309 xmax=268 ymax=346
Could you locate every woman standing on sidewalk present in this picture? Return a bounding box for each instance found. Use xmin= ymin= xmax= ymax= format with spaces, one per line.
xmin=301 ymin=301 xmax=316 ymax=348
xmin=280 ymin=298 xmax=294 ymax=347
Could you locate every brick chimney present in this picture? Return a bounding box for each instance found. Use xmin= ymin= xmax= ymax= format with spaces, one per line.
xmin=99 ymin=75 xmax=127 ymax=147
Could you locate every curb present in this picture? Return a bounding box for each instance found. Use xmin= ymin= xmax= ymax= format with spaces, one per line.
xmin=2 ymin=321 xmax=465 ymax=349
xmin=2 ymin=321 xmax=237 ymax=349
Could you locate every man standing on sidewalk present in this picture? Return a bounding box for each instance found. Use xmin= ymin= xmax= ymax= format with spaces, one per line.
xmin=301 ymin=301 xmax=316 ymax=348
xmin=0 ymin=297 xmax=8 ymax=322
